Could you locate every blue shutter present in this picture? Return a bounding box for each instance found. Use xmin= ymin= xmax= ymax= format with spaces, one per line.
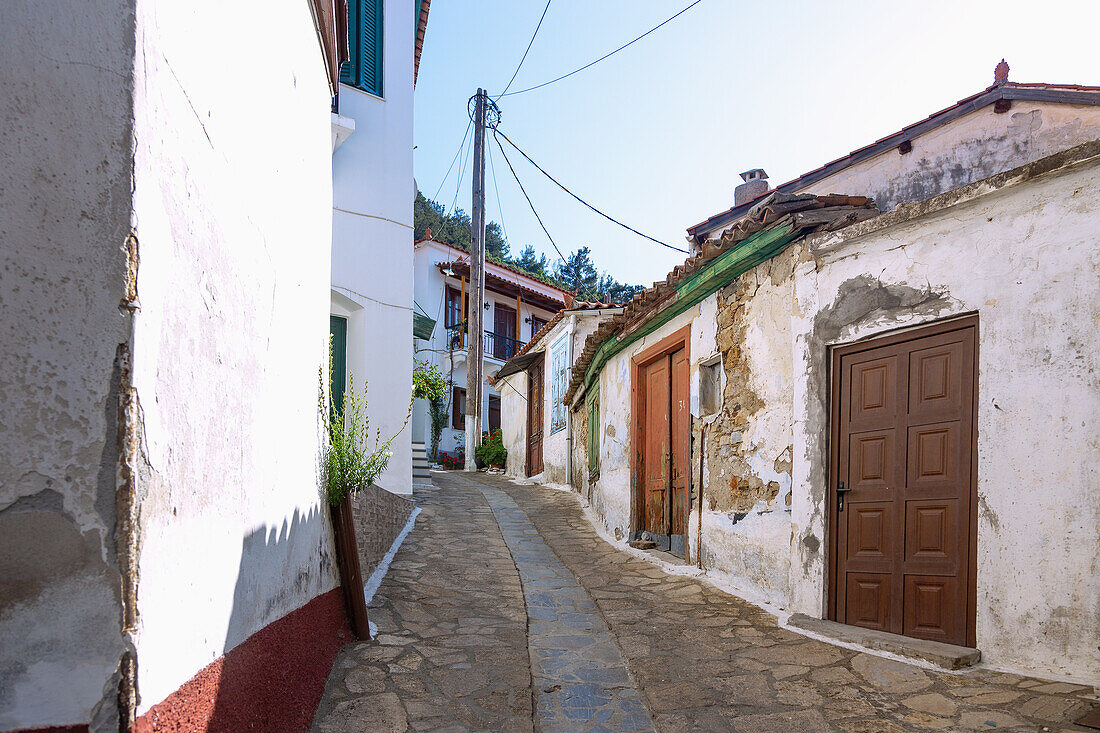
xmin=340 ymin=4 xmax=358 ymax=87
xmin=359 ymin=0 xmax=383 ymax=96
xmin=340 ymin=0 xmax=383 ymax=94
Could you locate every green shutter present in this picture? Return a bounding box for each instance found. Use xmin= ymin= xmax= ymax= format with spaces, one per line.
xmin=587 ymin=385 xmax=600 ymax=479
xmin=329 ymin=315 xmax=348 ymax=423
xmin=341 ymin=0 xmax=383 ymax=95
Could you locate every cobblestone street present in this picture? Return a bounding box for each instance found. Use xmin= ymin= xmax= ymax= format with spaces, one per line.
xmin=313 ymin=472 xmax=1096 ymax=732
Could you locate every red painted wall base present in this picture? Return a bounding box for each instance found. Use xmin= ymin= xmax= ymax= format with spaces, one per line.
xmin=135 ymin=587 xmax=350 ymax=733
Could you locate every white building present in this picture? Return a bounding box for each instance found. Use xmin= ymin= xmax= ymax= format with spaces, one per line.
xmin=500 ymin=66 xmax=1100 ymax=683
xmin=1 ymin=0 xmax=356 ymax=729
xmin=330 ymin=0 xmax=431 ymax=497
xmin=411 ymin=233 xmax=566 ymax=463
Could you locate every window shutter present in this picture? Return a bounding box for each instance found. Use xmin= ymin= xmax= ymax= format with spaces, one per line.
xmin=341 ymin=0 xmax=383 ymax=96
xmin=359 ymin=0 xmax=383 ymax=95
xmin=340 ymin=0 xmax=359 ymax=85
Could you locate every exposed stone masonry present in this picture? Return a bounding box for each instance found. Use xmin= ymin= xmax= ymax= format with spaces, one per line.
xmin=351 ymin=484 xmax=416 ymax=579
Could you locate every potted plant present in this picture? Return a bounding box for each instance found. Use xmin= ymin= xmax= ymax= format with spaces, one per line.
xmin=475 ymin=429 xmax=508 ymax=470
xmin=319 ymin=360 xmax=411 ymax=639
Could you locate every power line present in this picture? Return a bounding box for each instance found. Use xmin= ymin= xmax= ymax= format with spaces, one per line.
xmin=495 ymin=128 xmax=688 ymax=254
xmin=485 ymin=136 xmax=509 ymax=245
xmin=448 ymin=129 xmax=474 ymax=215
xmin=495 ymin=0 xmax=553 ymax=100
xmin=498 ymin=0 xmax=704 ymax=98
xmin=492 ymin=132 xmax=566 ymax=264
xmin=433 ymin=118 xmax=473 ymax=201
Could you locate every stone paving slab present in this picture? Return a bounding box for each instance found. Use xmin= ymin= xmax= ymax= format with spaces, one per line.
xmin=312 ymin=475 xmax=534 ymax=732
xmin=469 ymin=477 xmax=657 ymax=733
xmin=480 ymin=474 xmax=1097 ymax=733
xmin=315 ymin=472 xmax=1097 ymax=732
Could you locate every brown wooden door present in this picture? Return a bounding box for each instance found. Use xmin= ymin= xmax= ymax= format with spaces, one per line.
xmin=635 ymin=333 xmax=691 ymax=555
xmin=494 ymin=304 xmax=517 ymax=359
xmin=526 ymin=359 xmax=544 ymax=476
xmin=643 ymin=355 xmax=672 ymax=535
xmin=831 ymin=318 xmax=977 ymax=646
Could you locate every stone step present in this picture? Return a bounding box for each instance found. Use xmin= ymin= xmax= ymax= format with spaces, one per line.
xmin=785 ymin=614 xmax=981 ymax=670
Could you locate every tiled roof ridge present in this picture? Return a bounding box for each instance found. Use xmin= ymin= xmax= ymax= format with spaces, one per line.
xmin=687 ymin=78 xmax=1100 ymax=238
xmin=496 ymin=301 xmax=622 ymax=377
xmin=417 ymin=234 xmax=571 ymax=295
xmin=565 ymin=193 xmax=879 ymax=403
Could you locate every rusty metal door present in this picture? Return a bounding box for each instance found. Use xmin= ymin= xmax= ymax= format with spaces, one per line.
xmin=831 ymin=318 xmax=976 ymax=646
xmin=526 ymin=358 xmax=544 ymax=476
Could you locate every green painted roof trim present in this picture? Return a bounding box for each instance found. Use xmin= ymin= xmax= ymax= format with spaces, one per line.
xmin=581 ymin=222 xmax=797 ymax=392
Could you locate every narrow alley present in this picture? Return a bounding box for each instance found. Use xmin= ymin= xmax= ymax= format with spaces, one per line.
xmin=312 ymin=473 xmax=1094 ymax=732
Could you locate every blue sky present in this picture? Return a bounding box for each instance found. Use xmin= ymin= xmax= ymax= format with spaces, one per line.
xmin=413 ymin=0 xmax=1100 ymax=286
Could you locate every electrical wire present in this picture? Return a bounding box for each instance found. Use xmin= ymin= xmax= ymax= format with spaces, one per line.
xmin=486 ymin=136 xmax=509 ymax=245
xmin=498 ymin=0 xmax=704 ymax=98
xmin=433 ymin=118 xmax=473 ymax=201
xmin=448 ymin=131 xmax=474 ymax=215
xmin=492 ymin=133 xmax=566 ymax=264
xmin=495 ymin=0 xmax=553 ymax=100
xmin=495 ymin=129 xmax=688 ymax=254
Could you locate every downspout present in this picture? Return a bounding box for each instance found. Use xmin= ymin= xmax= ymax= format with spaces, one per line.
xmin=696 ymin=422 xmax=706 ymax=570
xmin=564 ymin=314 xmax=576 ymax=490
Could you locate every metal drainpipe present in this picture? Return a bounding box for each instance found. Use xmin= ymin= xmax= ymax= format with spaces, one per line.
xmin=564 ymin=314 xmax=577 ymax=489
xmin=697 ymin=422 xmax=707 ymax=570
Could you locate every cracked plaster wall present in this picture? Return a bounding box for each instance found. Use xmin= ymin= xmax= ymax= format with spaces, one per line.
xmin=0 ymin=2 xmax=136 ymax=729
xmin=790 ymin=157 xmax=1100 ymax=682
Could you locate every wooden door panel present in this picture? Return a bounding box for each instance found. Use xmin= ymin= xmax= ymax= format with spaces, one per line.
xmin=908 ymin=336 xmax=970 ymax=422
xmin=907 ymin=422 xmax=966 ymax=495
xmin=905 ymin=499 xmax=960 ymax=572
xmin=832 ymin=319 xmax=977 ymax=648
xmin=845 ymin=503 xmax=894 ymax=565
xmin=670 ymin=348 xmax=690 ymax=537
xmin=903 ymin=575 xmax=958 ymax=642
xmin=847 ymin=429 xmax=897 ymax=500
xmin=845 ymin=573 xmax=891 ymax=631
xmin=643 ymin=356 xmax=671 ymax=535
xmin=848 ymin=353 xmax=901 ymax=430
xmin=526 ymin=361 xmax=544 ymax=476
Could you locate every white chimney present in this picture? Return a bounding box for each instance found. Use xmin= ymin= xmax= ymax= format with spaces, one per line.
xmin=735 ymin=168 xmax=769 ymax=206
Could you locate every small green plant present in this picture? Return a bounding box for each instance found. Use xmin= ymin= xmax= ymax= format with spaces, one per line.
xmin=412 ymin=360 xmax=449 ymax=401
xmin=428 ymin=392 xmax=449 ymax=461
xmin=474 ymin=429 xmax=507 ymax=468
xmin=319 ymin=355 xmax=412 ymax=507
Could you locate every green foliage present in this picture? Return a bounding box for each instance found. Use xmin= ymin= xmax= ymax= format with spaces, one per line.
xmin=412 ymin=360 xmax=449 ymax=402
xmin=415 ymin=190 xmax=644 ymax=306
xmin=319 ymin=356 xmax=411 ymax=507
xmin=428 ymin=391 xmax=450 ymax=461
xmin=474 ymin=429 xmax=508 ymax=468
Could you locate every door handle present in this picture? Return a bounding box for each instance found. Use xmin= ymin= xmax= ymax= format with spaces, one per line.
xmin=837 ymin=480 xmax=851 ymax=512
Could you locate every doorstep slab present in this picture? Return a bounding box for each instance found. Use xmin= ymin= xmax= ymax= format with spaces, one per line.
xmin=786 ymin=614 xmax=981 ymax=670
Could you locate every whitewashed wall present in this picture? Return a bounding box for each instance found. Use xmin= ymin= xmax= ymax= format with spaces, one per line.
xmin=585 ymin=149 xmax=1099 ymax=682
xmin=128 ymin=0 xmax=338 ymax=713
xmin=331 ymin=0 xmax=418 ymax=496
xmin=412 ymin=240 xmax=558 ymax=460
xmin=789 ymin=156 xmax=1100 ymax=682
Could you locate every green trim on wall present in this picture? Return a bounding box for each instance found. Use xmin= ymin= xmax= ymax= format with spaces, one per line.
xmin=329 ymin=315 xmax=348 ymax=423
xmin=581 ymin=223 xmax=797 ymax=392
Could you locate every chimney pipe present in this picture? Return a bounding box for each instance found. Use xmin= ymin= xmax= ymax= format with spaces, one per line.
xmin=734 ymin=168 xmax=769 ymax=206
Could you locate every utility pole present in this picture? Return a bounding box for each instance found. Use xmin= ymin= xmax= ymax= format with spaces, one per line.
xmin=464 ymin=88 xmax=487 ymax=470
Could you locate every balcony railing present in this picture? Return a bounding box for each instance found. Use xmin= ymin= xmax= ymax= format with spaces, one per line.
xmin=445 ymin=324 xmax=526 ymax=361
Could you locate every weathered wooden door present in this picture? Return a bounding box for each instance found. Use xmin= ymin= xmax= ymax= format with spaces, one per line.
xmin=831 ymin=318 xmax=977 ymax=646
xmin=526 ymin=358 xmax=544 ymax=476
xmin=635 ymin=328 xmax=691 ymax=556
xmin=642 ymin=355 xmax=672 ymax=535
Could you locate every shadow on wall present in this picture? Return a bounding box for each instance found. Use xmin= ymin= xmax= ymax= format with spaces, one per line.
xmin=137 ymin=506 xmax=349 ymax=733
